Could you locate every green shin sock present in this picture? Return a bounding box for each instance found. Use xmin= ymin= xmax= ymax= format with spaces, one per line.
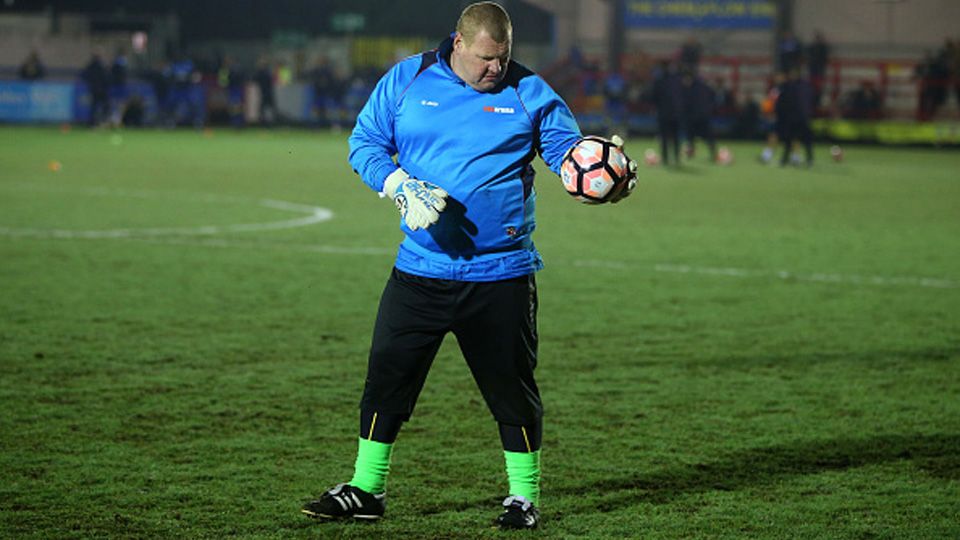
xmin=503 ymin=449 xmax=541 ymax=505
xmin=349 ymin=438 xmax=393 ymax=495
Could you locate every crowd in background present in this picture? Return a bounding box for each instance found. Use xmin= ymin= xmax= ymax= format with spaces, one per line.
xmin=914 ymin=39 xmax=960 ymax=121
xmin=14 ymin=46 xmax=380 ymax=129
xmin=12 ymin=31 xmax=960 ymax=131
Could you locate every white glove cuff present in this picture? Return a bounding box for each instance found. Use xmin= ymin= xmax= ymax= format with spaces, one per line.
xmin=382 ymin=167 xmax=409 ymax=199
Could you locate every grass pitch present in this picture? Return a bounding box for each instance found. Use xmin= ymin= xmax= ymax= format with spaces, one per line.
xmin=1 ymin=126 xmax=958 ymax=539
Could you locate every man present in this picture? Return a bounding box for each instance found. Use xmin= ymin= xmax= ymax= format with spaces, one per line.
xmin=216 ymin=56 xmax=246 ymax=127
xmin=81 ymin=51 xmax=109 ymax=127
xmin=301 ymin=1 xmax=636 ymax=530
xmin=777 ymin=30 xmax=803 ymax=74
xmin=109 ymin=49 xmax=129 ymax=126
xmin=145 ymin=59 xmax=172 ymax=127
xmin=807 ymin=31 xmax=830 ymax=108
xmin=678 ymin=36 xmax=702 ymax=73
xmin=681 ymin=70 xmax=717 ymax=162
xmin=18 ymin=51 xmax=46 ymax=80
xmin=168 ymin=54 xmax=200 ymax=127
xmin=712 ymin=76 xmax=735 ymax=117
xmin=758 ymin=72 xmax=785 ymax=164
xmin=253 ymin=56 xmax=279 ymax=126
xmin=776 ymin=68 xmax=814 ymax=167
xmin=308 ymin=55 xmax=342 ymax=128
xmin=652 ymin=60 xmax=682 ymax=166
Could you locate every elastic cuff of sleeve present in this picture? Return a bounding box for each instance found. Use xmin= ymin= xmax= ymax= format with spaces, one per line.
xmin=382 ymin=167 xmax=408 ymax=199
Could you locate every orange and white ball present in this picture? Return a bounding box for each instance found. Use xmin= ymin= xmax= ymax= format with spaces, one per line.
xmin=560 ymin=137 xmax=631 ymax=204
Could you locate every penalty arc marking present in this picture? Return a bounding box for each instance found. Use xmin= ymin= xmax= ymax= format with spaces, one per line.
xmin=0 ymin=198 xmax=333 ymax=239
xmin=0 ymin=185 xmax=954 ymax=290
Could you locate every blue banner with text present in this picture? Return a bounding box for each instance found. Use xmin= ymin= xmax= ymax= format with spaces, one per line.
xmin=0 ymin=81 xmax=75 ymax=122
xmin=623 ymin=0 xmax=775 ymax=29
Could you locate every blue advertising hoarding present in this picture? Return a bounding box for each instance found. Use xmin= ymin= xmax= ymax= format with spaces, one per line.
xmin=0 ymin=81 xmax=75 ymax=122
xmin=0 ymin=80 xmax=172 ymax=124
xmin=623 ymin=0 xmax=775 ymax=29
xmin=72 ymin=81 xmax=163 ymax=125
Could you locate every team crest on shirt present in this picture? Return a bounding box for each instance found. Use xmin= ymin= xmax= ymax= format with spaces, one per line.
xmin=483 ymin=106 xmax=515 ymax=114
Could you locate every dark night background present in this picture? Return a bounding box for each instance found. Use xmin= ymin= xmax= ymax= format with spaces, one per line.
xmin=0 ymin=0 xmax=554 ymax=43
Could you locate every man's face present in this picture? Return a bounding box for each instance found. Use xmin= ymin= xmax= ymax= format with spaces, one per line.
xmin=452 ymin=29 xmax=511 ymax=92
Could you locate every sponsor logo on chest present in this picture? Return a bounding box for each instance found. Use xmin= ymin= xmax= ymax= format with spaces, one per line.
xmin=417 ymin=99 xmax=516 ymax=116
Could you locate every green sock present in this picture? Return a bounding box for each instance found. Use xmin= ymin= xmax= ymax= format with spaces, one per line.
xmin=503 ymin=449 xmax=541 ymax=505
xmin=349 ymin=438 xmax=392 ymax=495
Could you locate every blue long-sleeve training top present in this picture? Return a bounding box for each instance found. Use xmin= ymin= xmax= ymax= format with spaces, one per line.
xmin=348 ymin=35 xmax=582 ymax=282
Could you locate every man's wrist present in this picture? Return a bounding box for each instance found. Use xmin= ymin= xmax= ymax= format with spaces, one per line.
xmin=382 ymin=167 xmax=409 ymax=199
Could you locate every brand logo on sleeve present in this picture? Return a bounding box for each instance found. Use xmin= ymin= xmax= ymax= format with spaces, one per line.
xmin=483 ymin=106 xmax=515 ymax=114
xmin=420 ymin=99 xmax=439 ymax=107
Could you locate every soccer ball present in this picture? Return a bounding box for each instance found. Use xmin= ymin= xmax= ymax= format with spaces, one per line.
xmin=830 ymin=145 xmax=844 ymax=162
xmin=716 ymin=146 xmax=734 ymax=165
xmin=643 ymin=148 xmax=660 ymax=166
xmin=559 ymin=136 xmax=631 ymax=204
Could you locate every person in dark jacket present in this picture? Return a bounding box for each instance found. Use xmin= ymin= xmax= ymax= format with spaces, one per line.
xmin=679 ymin=36 xmax=702 ymax=73
xmin=777 ymin=30 xmax=803 ymax=73
xmin=308 ymin=55 xmax=342 ymax=128
xmin=681 ymin=71 xmax=717 ymax=162
xmin=775 ymin=69 xmax=814 ymax=167
xmin=217 ymin=55 xmax=246 ymax=127
xmin=807 ymin=31 xmax=831 ymax=107
xmin=652 ymin=60 xmax=683 ymax=166
xmin=254 ymin=57 xmax=279 ymax=126
xmin=144 ymin=59 xmax=172 ymax=126
xmin=19 ymin=51 xmax=46 ymax=80
xmin=110 ymin=49 xmax=130 ymax=125
xmin=81 ymin=52 xmax=110 ymax=126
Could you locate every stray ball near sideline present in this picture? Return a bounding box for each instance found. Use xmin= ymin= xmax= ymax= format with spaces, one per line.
xmin=830 ymin=145 xmax=844 ymax=162
xmin=643 ymin=148 xmax=660 ymax=166
xmin=716 ymin=146 xmax=734 ymax=165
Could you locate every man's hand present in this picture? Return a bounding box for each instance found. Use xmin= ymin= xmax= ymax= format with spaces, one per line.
xmin=383 ymin=168 xmax=448 ymax=231
xmin=609 ymin=134 xmax=638 ymax=204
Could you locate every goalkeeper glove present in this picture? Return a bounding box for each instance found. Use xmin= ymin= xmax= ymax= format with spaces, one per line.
xmin=382 ymin=168 xmax=448 ymax=231
xmin=609 ymin=134 xmax=638 ymax=204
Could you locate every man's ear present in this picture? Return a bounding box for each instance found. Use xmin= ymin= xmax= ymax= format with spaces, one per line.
xmin=453 ymin=32 xmax=464 ymax=51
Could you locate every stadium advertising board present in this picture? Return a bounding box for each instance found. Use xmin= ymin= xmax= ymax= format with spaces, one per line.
xmin=623 ymin=0 xmax=775 ymax=29
xmin=0 ymin=81 xmax=74 ymax=122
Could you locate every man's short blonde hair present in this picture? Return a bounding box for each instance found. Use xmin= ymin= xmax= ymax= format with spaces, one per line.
xmin=456 ymin=1 xmax=512 ymax=45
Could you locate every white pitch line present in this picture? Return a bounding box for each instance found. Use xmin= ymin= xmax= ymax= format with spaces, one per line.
xmin=2 ymin=183 xmax=954 ymax=290
xmin=2 ymin=221 xmax=954 ymax=290
xmin=127 ymin=236 xmax=395 ymax=256
xmin=0 ymin=183 xmax=254 ymax=205
xmin=574 ymin=259 xmax=959 ymax=289
xmin=67 ymin=235 xmax=960 ymax=290
xmin=0 ymin=199 xmax=333 ymax=238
